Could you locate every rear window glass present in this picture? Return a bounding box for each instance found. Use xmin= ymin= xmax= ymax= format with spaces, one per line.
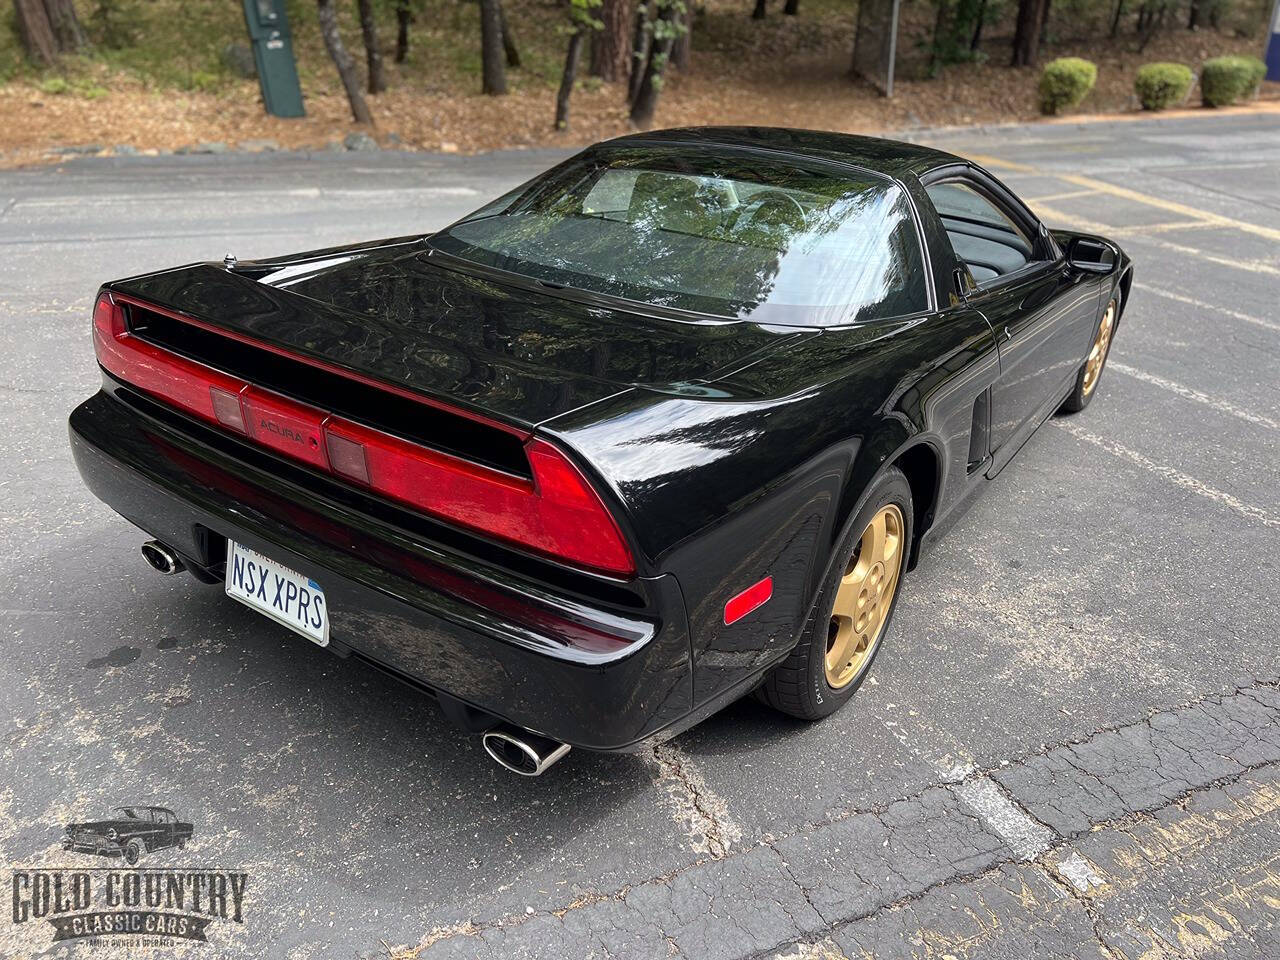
xmin=429 ymin=147 xmax=930 ymax=325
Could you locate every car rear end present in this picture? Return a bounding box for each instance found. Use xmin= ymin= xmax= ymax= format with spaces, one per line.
xmin=69 ymin=285 xmax=695 ymax=753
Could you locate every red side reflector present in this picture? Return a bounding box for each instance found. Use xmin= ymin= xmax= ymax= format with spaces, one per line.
xmin=724 ymin=576 xmax=773 ymax=625
xmin=91 ymin=291 xmax=636 ymax=577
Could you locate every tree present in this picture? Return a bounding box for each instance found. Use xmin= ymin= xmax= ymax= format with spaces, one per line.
xmin=783 ymin=0 xmax=800 ymax=14
xmin=1010 ymin=0 xmax=1046 ymax=66
xmin=317 ymin=0 xmax=374 ymax=123
xmin=629 ymin=0 xmax=685 ymax=127
xmin=556 ymin=0 xmax=603 ymax=129
xmin=479 ymin=0 xmax=508 ymax=94
xmin=627 ymin=3 xmax=651 ymax=104
xmin=13 ymin=0 xmax=87 ymax=65
xmin=356 ymin=0 xmax=386 ymax=93
xmin=589 ymin=0 xmax=633 ymax=82
xmin=671 ymin=2 xmax=690 ymax=70
xmin=752 ymin=0 xmax=767 ymax=19
xmin=395 ymin=0 xmax=414 ymax=62
xmin=498 ymin=2 xmax=521 ymax=67
xmin=1109 ymin=0 xmax=1125 ymax=35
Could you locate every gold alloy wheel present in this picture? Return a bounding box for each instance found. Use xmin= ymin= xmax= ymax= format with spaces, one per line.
xmin=825 ymin=504 xmax=905 ymax=689
xmin=1082 ymin=300 xmax=1116 ymax=397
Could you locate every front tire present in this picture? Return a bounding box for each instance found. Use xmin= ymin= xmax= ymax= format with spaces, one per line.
xmin=124 ymin=839 xmax=145 ymax=865
xmin=757 ymin=467 xmax=913 ymax=720
xmin=1060 ymin=296 xmax=1118 ymax=414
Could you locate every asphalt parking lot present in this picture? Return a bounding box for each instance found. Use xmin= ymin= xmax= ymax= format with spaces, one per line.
xmin=1 ymin=110 xmax=1277 ymax=959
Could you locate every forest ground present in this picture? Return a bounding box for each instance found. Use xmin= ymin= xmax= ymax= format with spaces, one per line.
xmin=0 ymin=0 xmax=1276 ymax=165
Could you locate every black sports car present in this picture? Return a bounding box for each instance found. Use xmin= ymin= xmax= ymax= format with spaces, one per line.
xmin=69 ymin=128 xmax=1130 ymax=775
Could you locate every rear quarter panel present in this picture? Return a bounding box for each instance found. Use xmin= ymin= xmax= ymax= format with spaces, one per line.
xmin=545 ymin=308 xmax=999 ymax=707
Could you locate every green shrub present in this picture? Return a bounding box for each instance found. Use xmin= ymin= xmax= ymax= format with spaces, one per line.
xmin=1039 ymin=57 xmax=1098 ymax=115
xmin=1200 ymin=55 xmax=1266 ymax=107
xmin=1134 ymin=62 xmax=1194 ymax=110
xmin=37 ymin=76 xmax=70 ymax=95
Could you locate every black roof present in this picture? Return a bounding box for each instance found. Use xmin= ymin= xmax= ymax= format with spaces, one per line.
xmin=603 ymin=126 xmax=962 ymax=179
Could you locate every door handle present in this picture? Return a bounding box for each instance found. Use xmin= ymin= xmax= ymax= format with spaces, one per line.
xmin=999 ymin=325 xmax=1012 ymax=343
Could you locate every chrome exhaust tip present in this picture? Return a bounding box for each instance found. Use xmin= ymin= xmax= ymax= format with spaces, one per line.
xmin=482 ymin=726 xmax=571 ymax=777
xmin=140 ymin=540 xmax=185 ymax=576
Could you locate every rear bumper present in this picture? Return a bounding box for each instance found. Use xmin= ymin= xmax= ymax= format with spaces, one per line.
xmin=69 ymin=386 xmax=694 ymax=751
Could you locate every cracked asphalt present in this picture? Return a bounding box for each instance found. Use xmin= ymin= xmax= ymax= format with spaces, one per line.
xmin=1 ymin=111 xmax=1277 ymax=958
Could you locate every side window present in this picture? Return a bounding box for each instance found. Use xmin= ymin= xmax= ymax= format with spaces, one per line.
xmin=927 ymin=181 xmax=1035 ymax=288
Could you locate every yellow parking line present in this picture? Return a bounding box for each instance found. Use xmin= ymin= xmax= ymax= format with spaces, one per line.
xmin=1030 ymin=203 xmax=1280 ymax=278
xmin=967 ymin=154 xmax=1037 ymax=173
xmin=968 ymin=153 xmax=1280 ymax=243
xmin=1023 ymin=189 xmax=1100 ymax=204
xmin=1128 ymin=221 xmax=1214 ymax=234
xmin=1056 ymin=172 xmax=1280 ymax=243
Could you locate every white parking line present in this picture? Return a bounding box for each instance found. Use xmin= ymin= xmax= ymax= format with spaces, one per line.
xmin=1054 ymin=421 xmax=1280 ymax=530
xmin=953 ymin=777 xmax=1053 ymax=861
xmin=1133 ymin=282 xmax=1280 ymax=334
xmin=1109 ymin=362 xmax=1278 ymax=431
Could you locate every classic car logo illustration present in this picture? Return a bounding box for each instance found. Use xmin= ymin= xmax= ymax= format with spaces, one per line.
xmin=8 ymin=806 xmax=248 ymax=946
xmin=62 ymin=805 xmax=193 ymax=865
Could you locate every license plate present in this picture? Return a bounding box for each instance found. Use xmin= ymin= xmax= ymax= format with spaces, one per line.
xmin=225 ymin=541 xmax=329 ymax=647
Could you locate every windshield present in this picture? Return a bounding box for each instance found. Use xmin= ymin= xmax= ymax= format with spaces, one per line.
xmin=429 ymin=147 xmax=929 ymax=325
xmin=115 ymin=807 xmax=142 ymax=819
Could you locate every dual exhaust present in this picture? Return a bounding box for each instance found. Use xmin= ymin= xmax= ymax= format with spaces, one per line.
xmin=139 ymin=538 xmax=571 ymax=775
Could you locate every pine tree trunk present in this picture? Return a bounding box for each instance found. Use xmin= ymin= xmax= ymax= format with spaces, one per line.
xmin=929 ymin=0 xmax=951 ymax=73
xmin=671 ymin=4 xmax=690 ymax=70
xmin=498 ymin=1 xmax=521 ymax=68
xmin=555 ymin=28 xmax=584 ymax=129
xmin=589 ymin=0 xmax=632 ymax=81
xmin=47 ymin=0 xmax=86 ymax=50
xmin=627 ymin=4 xmax=650 ymax=104
xmin=13 ymin=0 xmax=58 ymax=65
xmin=752 ymin=0 xmax=767 ymax=19
xmin=629 ymin=2 xmax=676 ymax=126
xmin=395 ymin=0 xmax=412 ymax=62
xmin=1109 ymin=0 xmax=1123 ymax=36
xmin=783 ymin=0 xmax=800 ymax=14
xmin=1038 ymin=0 xmax=1051 ymax=43
xmin=970 ymin=0 xmax=987 ymax=49
xmin=479 ymin=0 xmax=508 ymax=93
xmin=317 ymin=0 xmax=374 ymax=123
xmin=357 ymin=0 xmax=386 ymax=93
xmin=1009 ymin=0 xmax=1044 ymax=66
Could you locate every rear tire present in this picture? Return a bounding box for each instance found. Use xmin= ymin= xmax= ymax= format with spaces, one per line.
xmin=756 ymin=467 xmax=913 ymax=720
xmin=1060 ymin=295 xmax=1118 ymax=414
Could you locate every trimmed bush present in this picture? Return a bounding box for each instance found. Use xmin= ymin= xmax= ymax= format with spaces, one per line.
xmin=1200 ymin=56 xmax=1266 ymax=107
xmin=1134 ymin=62 xmax=1194 ymax=111
xmin=1039 ymin=58 xmax=1098 ymax=115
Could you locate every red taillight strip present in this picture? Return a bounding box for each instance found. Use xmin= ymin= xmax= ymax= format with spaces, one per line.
xmin=93 ymin=291 xmax=635 ymax=576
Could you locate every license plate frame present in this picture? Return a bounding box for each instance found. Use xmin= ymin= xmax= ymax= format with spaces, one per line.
xmin=224 ymin=540 xmax=329 ymax=647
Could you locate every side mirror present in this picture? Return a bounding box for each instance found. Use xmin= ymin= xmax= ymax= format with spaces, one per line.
xmin=1066 ymin=236 xmax=1116 ymax=275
